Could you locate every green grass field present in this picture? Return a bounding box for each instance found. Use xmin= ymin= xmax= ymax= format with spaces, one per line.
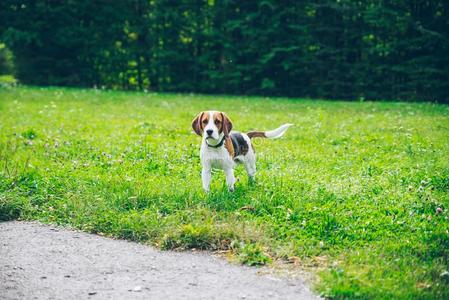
xmin=1 ymin=86 xmax=448 ymax=299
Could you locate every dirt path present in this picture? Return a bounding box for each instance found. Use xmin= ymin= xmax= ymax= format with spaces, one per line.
xmin=0 ymin=221 xmax=318 ymax=300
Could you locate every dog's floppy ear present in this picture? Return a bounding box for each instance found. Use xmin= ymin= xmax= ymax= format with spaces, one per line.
xmin=221 ymin=112 xmax=233 ymax=137
xmin=191 ymin=112 xmax=205 ymax=136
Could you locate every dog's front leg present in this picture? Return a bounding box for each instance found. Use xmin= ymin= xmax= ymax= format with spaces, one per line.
xmin=224 ymin=167 xmax=235 ymax=192
xmin=201 ymin=166 xmax=212 ymax=192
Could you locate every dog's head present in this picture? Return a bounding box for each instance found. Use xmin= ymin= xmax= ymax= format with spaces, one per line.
xmin=192 ymin=111 xmax=233 ymax=142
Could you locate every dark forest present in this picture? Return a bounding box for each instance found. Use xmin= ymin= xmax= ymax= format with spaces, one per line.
xmin=1 ymin=1 xmax=448 ymax=102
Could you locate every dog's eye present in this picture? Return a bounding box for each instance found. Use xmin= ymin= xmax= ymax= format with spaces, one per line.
xmin=214 ymin=120 xmax=221 ymax=125
xmin=202 ymin=119 xmax=208 ymax=124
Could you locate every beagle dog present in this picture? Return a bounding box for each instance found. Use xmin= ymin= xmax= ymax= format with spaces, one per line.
xmin=192 ymin=111 xmax=292 ymax=192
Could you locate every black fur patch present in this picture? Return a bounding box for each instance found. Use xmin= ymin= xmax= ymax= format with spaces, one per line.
xmin=230 ymin=132 xmax=249 ymax=157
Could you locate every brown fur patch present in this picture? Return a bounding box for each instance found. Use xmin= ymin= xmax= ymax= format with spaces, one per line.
xmin=213 ymin=111 xmax=223 ymax=134
xmin=224 ymin=137 xmax=235 ymax=158
xmin=247 ymin=131 xmax=266 ymax=139
xmin=191 ymin=111 xmax=209 ymax=136
xmin=200 ymin=112 xmax=209 ymax=129
xmin=214 ymin=112 xmax=232 ymax=136
xmin=221 ymin=112 xmax=233 ymax=136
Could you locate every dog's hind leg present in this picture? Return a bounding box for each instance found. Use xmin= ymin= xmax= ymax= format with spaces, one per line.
xmin=224 ymin=167 xmax=235 ymax=192
xmin=244 ymin=156 xmax=256 ymax=183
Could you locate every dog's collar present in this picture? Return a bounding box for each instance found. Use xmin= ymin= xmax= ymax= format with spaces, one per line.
xmin=206 ymin=136 xmax=226 ymax=148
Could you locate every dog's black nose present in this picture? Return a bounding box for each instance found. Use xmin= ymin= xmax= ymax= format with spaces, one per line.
xmin=206 ymin=129 xmax=213 ymax=136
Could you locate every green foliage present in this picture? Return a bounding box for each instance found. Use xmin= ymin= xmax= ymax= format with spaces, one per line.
xmin=161 ymin=223 xmax=237 ymax=251
xmin=21 ymin=129 xmax=37 ymax=140
xmin=0 ymin=86 xmax=448 ymax=298
xmin=0 ymin=74 xmax=17 ymax=87
xmin=1 ymin=1 xmax=448 ymax=102
xmin=0 ymin=43 xmax=14 ymax=75
xmin=0 ymin=194 xmax=23 ymax=221
xmin=238 ymin=243 xmax=272 ymax=266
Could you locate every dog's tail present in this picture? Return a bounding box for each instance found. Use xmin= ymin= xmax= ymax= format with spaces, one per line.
xmin=247 ymin=123 xmax=293 ymax=139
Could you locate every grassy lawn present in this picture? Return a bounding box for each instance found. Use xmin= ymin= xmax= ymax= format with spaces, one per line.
xmin=1 ymin=86 xmax=448 ymax=299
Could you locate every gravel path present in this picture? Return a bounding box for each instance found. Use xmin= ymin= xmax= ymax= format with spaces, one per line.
xmin=0 ymin=221 xmax=318 ymax=300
